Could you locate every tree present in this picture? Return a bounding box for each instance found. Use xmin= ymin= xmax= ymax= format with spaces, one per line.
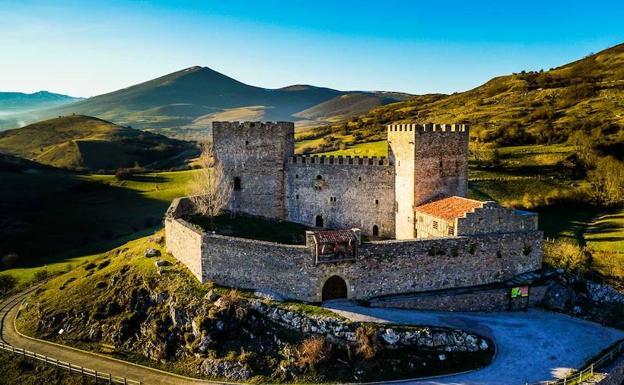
xmin=0 ymin=275 xmax=17 ymax=295
xmin=588 ymin=156 xmax=624 ymax=206
xmin=188 ymin=142 xmax=233 ymax=230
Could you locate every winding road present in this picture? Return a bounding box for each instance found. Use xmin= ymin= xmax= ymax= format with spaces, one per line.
xmin=1 ymin=289 xmax=623 ymax=385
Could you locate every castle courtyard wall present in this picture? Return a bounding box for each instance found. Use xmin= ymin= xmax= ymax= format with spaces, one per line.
xmin=165 ymin=215 xmax=543 ymax=302
xmin=285 ymin=155 xmax=395 ymax=238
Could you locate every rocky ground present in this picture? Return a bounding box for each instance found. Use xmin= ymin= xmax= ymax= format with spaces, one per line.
xmin=541 ymin=272 xmax=624 ymax=330
xmin=15 ymin=232 xmax=493 ymax=383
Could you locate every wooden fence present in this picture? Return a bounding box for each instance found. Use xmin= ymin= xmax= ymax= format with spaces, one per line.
xmin=0 ymin=340 xmax=141 ymax=385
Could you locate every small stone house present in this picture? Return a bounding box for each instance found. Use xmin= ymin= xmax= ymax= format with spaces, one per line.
xmin=414 ymin=196 xmax=538 ymax=239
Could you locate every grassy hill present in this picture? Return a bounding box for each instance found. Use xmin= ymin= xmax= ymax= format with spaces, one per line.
xmin=6 ymin=67 xmax=409 ymax=138
xmin=0 ymin=168 xmax=197 ymax=284
xmin=320 ymin=43 xmax=624 ymax=149
xmin=0 ymin=115 xmax=195 ymax=170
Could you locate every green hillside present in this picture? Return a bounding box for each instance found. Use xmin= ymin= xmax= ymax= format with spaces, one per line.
xmin=321 ymin=43 xmax=624 ymax=149
xmin=0 ymin=115 xmax=195 ymax=170
xmin=294 ymin=92 xmax=401 ymax=121
xmin=5 ymin=67 xmax=409 ymax=137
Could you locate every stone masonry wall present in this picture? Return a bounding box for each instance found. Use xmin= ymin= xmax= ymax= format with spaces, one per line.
xmin=370 ymin=285 xmax=548 ymax=312
xmin=285 ymin=155 xmax=395 ymax=238
xmin=164 ymin=217 xmax=204 ymax=281
xmin=212 ymin=121 xmax=295 ymax=220
xmin=166 ymin=215 xmax=543 ymax=302
xmin=457 ymin=202 xmax=538 ymax=236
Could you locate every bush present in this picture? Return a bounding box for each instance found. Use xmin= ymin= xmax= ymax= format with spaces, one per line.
xmin=295 ymin=336 xmax=331 ymax=370
xmin=544 ymin=240 xmax=591 ymax=273
xmin=0 ymin=275 xmax=17 ymax=295
xmin=33 ymin=269 xmax=49 ymax=283
xmin=355 ymin=326 xmax=380 ymax=360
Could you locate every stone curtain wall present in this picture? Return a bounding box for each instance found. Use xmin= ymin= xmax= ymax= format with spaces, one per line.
xmin=285 ymin=155 xmax=395 ymax=238
xmin=212 ymin=121 xmax=295 ymax=220
xmin=164 ymin=218 xmax=204 ymax=281
xmin=172 ymin=220 xmax=543 ymax=301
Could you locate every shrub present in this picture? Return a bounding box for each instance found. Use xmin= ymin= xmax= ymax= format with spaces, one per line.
xmin=355 ymin=326 xmax=380 ymax=360
xmin=0 ymin=275 xmax=17 ymax=295
xmin=295 ymin=336 xmax=331 ymax=370
xmin=33 ymin=269 xmax=49 ymax=282
xmin=544 ymin=239 xmax=591 ymax=273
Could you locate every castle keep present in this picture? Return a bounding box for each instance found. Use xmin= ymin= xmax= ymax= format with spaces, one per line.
xmin=213 ymin=121 xmax=482 ymax=239
xmin=165 ymin=121 xmax=543 ymax=303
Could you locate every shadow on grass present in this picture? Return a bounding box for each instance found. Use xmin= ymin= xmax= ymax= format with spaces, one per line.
xmin=0 ymin=169 xmax=171 ymax=271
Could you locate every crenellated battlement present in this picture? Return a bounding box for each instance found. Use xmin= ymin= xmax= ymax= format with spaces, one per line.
xmin=288 ymin=155 xmax=391 ymax=166
xmin=213 ymin=121 xmax=295 ymax=131
xmin=387 ymin=123 xmax=469 ymax=133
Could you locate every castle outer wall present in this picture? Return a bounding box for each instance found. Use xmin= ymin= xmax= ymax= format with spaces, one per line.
xmin=165 ymin=198 xmax=542 ymax=302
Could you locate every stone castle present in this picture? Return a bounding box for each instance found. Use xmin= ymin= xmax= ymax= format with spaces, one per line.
xmin=212 ymin=121 xmax=535 ymax=239
xmin=165 ymin=121 xmax=543 ymax=303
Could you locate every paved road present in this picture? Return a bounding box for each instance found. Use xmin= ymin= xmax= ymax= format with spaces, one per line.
xmin=325 ymin=301 xmax=624 ymax=385
xmin=1 ymin=289 xmax=622 ymax=385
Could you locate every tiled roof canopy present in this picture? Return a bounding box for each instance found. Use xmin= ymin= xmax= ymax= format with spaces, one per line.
xmin=313 ymin=229 xmax=358 ymax=244
xmin=415 ymin=196 xmax=484 ymax=222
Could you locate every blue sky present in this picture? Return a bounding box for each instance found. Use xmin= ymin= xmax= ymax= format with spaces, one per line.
xmin=1 ymin=0 xmax=623 ymax=97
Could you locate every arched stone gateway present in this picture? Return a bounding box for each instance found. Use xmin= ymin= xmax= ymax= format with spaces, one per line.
xmin=322 ymin=275 xmax=348 ymax=301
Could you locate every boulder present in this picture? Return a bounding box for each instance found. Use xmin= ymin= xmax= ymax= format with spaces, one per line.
xmin=145 ymin=248 xmax=161 ymax=258
xmin=381 ymin=328 xmax=400 ymax=345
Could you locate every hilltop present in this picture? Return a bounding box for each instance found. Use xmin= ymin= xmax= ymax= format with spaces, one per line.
xmin=14 ymin=67 xmax=410 ymax=137
xmin=321 ymin=43 xmax=624 ymax=149
xmin=0 ymin=115 xmax=194 ymax=170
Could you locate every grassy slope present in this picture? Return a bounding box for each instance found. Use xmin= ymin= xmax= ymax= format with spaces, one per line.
xmin=0 ymin=115 xmax=193 ymax=170
xmin=0 ymin=169 xmax=196 ymax=285
xmin=0 ymin=352 xmax=96 ymax=385
xmin=320 ymin=43 xmax=624 ymax=147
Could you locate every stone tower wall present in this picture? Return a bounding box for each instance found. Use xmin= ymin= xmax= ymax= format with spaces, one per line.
xmin=212 ymin=121 xmax=295 ymax=220
xmin=388 ymin=123 xmax=469 ymax=239
xmin=285 ymin=155 xmax=395 ymax=238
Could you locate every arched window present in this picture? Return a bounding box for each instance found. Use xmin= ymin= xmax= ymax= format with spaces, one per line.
xmin=315 ymin=215 xmax=324 ymax=227
xmin=233 ymin=177 xmax=241 ymax=191
xmin=372 ymin=225 xmax=379 ymax=237
xmin=316 ymin=175 xmax=323 ymax=180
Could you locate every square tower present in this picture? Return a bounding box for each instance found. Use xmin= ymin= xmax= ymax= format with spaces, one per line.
xmin=388 ymin=123 xmax=469 ymax=239
xmin=212 ymin=121 xmax=295 ymax=220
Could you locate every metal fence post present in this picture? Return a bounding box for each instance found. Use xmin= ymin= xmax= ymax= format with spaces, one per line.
xmin=109 ymin=373 xmax=112 ymax=384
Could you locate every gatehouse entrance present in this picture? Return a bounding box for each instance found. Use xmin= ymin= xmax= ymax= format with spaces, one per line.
xmin=321 ymin=275 xmax=348 ymax=301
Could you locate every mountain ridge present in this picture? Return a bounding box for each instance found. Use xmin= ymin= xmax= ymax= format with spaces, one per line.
xmin=1 ymin=66 xmax=410 ymax=136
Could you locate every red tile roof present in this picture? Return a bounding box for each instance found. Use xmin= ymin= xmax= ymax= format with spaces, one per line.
xmin=414 ymin=196 xmax=484 ymax=222
xmin=313 ymin=229 xmax=357 ymax=244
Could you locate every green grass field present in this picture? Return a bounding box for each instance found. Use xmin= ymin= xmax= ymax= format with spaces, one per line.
xmin=0 ymin=169 xmax=196 ymax=285
xmin=316 ymin=140 xmax=388 ymax=157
